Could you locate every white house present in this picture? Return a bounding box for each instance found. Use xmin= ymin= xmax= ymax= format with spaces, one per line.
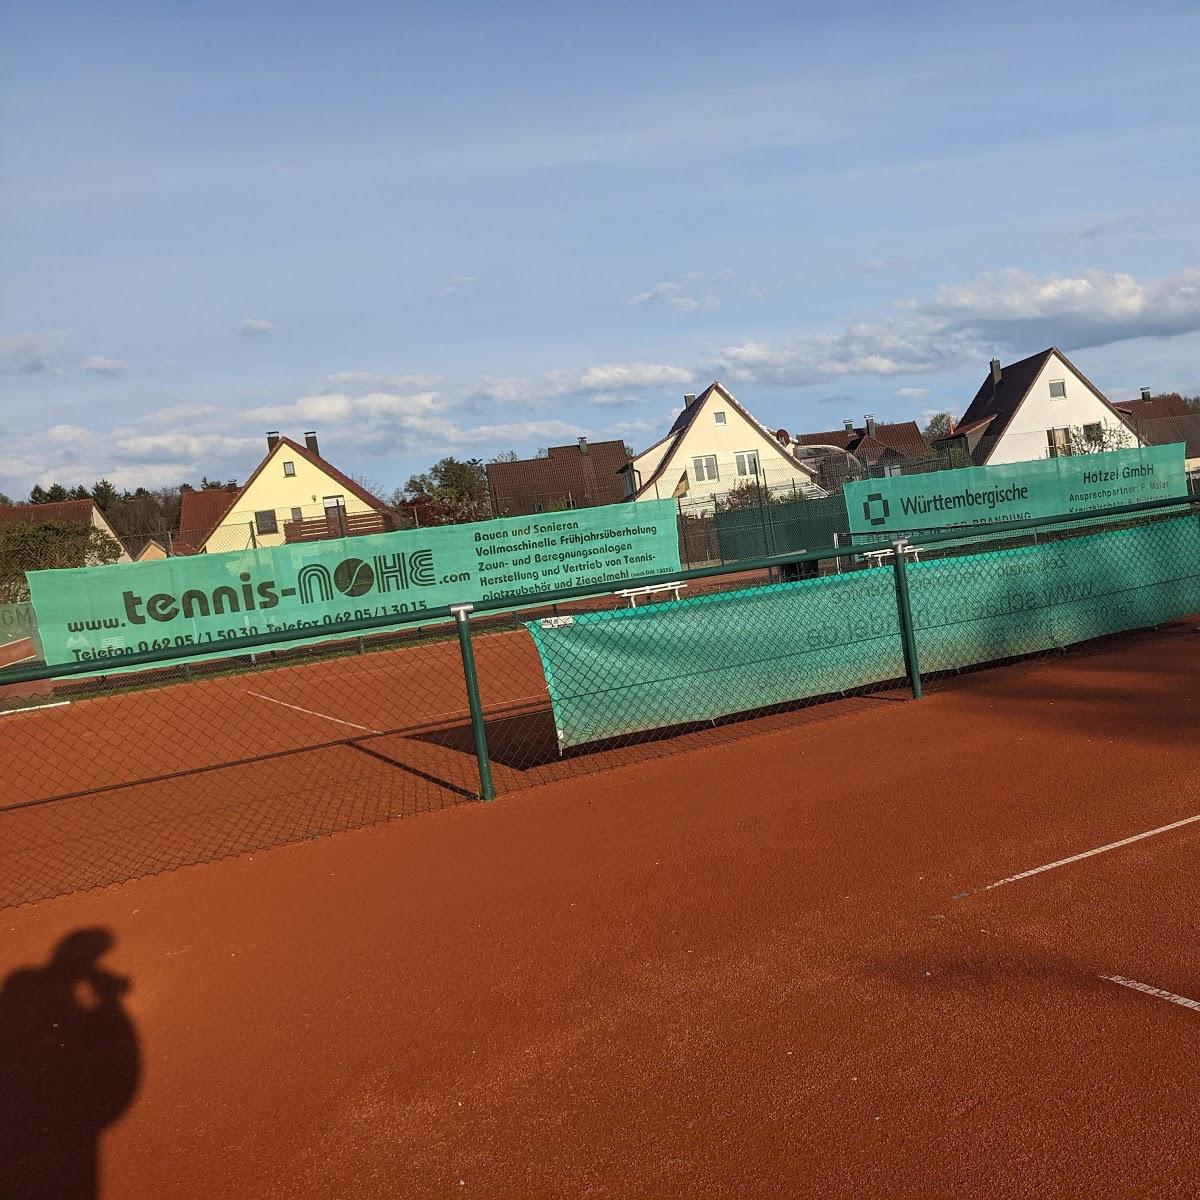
xmin=620 ymin=382 xmax=825 ymax=508
xmin=936 ymin=348 xmax=1138 ymax=466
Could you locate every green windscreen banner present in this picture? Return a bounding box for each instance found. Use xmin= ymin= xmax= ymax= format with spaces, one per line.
xmin=527 ymin=513 xmax=1200 ymax=749
xmin=844 ymin=443 xmax=1186 ymax=535
xmin=27 ymin=499 xmax=681 ymax=667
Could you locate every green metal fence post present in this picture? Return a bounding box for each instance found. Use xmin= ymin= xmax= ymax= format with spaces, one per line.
xmin=450 ymin=603 xmax=495 ymax=801
xmin=890 ymin=538 xmax=923 ymax=700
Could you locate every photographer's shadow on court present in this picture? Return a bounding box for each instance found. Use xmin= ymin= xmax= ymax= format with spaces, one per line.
xmin=0 ymin=927 xmax=141 ymax=1200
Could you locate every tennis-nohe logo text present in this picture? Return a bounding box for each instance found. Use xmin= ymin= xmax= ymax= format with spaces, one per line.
xmin=119 ymin=550 xmax=438 ymax=624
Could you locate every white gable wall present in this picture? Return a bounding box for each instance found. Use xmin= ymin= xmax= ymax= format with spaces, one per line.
xmin=986 ymin=352 xmax=1135 ymax=465
xmin=633 ymin=392 xmax=815 ymax=505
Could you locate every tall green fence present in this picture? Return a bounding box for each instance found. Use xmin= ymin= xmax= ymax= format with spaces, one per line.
xmin=713 ymin=494 xmax=849 ymax=562
xmin=527 ymin=510 xmax=1200 ymax=749
xmin=3 ymin=493 xmax=1200 ymax=907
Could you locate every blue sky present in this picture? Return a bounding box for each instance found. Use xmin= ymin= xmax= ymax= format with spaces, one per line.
xmin=3 ymin=0 xmax=1199 ymax=497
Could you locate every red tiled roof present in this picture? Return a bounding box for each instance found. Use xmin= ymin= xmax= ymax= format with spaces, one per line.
xmin=0 ymin=500 xmax=97 ymax=527
xmin=174 ymin=486 xmax=240 ymax=554
xmin=1116 ymin=396 xmax=1200 ymax=459
xmin=795 ymin=420 xmax=927 ymax=461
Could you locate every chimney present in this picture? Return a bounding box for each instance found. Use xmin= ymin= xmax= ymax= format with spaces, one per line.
xmin=1140 ymin=386 xmax=1152 ymax=402
xmin=266 ymin=430 xmax=280 ymax=450
xmin=578 ymin=436 xmax=589 ymax=455
xmin=304 ymin=431 xmax=319 ymax=456
xmin=843 ymin=419 xmax=855 ymax=433
xmin=865 ymin=414 xmax=877 ymax=438
xmin=683 ymin=393 xmax=697 ymax=407
xmin=990 ymin=357 xmax=1002 ymax=393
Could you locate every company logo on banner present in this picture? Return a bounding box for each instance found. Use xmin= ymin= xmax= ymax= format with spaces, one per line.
xmin=27 ymin=500 xmax=682 ymax=665
xmin=843 ymin=443 xmax=1187 ymax=536
xmin=861 ymin=493 xmax=891 ymax=527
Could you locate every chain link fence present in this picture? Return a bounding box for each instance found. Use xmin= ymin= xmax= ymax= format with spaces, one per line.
xmin=3 ymin=493 xmax=1199 ymax=909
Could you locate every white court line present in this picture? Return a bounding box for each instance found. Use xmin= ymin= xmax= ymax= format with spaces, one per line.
xmin=0 ymin=700 xmax=71 ymax=718
xmin=244 ymin=690 xmax=381 ymax=734
xmin=1101 ymin=975 xmax=1200 ymax=1013
xmin=983 ymin=813 xmax=1200 ymax=892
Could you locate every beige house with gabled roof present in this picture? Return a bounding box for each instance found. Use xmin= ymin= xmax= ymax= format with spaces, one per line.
xmin=620 ymin=382 xmax=825 ymax=508
xmin=175 ymin=431 xmax=401 ymax=554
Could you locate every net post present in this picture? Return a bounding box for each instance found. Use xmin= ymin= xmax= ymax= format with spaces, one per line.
xmin=890 ymin=538 xmax=923 ymax=700
xmin=451 ymin=603 xmax=495 ymax=801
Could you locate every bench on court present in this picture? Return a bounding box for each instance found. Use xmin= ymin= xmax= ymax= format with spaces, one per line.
xmin=614 ymin=581 xmax=688 ymax=607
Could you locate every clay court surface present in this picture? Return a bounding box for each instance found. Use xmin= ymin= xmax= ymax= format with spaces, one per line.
xmin=3 ymin=622 xmax=1200 ymax=1197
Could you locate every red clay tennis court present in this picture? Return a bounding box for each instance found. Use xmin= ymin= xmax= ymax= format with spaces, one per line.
xmin=3 ymin=620 xmax=1198 ymax=1198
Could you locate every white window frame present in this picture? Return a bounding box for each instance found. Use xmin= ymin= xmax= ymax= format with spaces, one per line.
xmin=1049 ymin=379 xmax=1067 ymax=399
xmin=713 ymin=411 xmax=727 ymax=425
xmin=692 ymin=455 xmax=719 ymax=482
xmin=735 ymin=450 xmax=760 ymax=477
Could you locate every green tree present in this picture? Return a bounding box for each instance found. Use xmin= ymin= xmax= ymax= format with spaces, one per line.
xmin=921 ymin=412 xmax=955 ymax=441
xmin=0 ymin=520 xmax=124 ymax=604
xmin=487 ymin=450 xmax=519 ymax=464
xmin=401 ymin=456 xmax=492 ymax=525
xmin=0 ymin=492 xmax=11 ymax=507
xmin=90 ymin=478 xmax=119 ymax=509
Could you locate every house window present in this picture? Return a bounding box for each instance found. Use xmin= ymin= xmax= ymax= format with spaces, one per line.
xmin=290 ymin=507 xmax=303 ymax=521
xmin=883 ymin=463 xmax=903 ymax=477
xmin=254 ymin=510 xmax=279 ymax=535
xmin=323 ymin=495 xmax=346 ymax=513
xmin=283 ymin=461 xmax=296 ymax=477
xmin=1049 ymin=379 xmax=1067 ymax=399
xmin=1046 ymin=428 xmax=1073 ymax=458
xmin=735 ymin=450 xmax=760 ymax=477
xmin=714 ymin=411 xmax=727 ymax=425
xmin=692 ymin=455 xmax=719 ymax=482
xmin=1082 ymin=422 xmax=1103 ymax=444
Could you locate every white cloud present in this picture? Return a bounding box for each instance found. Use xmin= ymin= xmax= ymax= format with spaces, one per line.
xmin=112 ymin=432 xmax=260 ymax=464
xmin=246 ymin=390 xmax=441 ymax=425
xmin=240 ymin=318 xmax=276 ymax=336
xmin=0 ymin=330 xmax=70 ymax=374
xmin=47 ymin=424 xmax=90 ymax=445
xmin=895 ymin=386 xmax=929 ymax=399
xmin=473 ymin=361 xmax=694 ymax=407
xmin=83 ymin=354 xmax=127 ymax=375
xmin=321 ymin=370 xmax=438 ymax=394
xmin=137 ymin=403 xmax=220 ymax=429
xmin=629 ymin=279 xmax=720 ymax=313
xmin=713 ymin=267 xmax=1200 ymax=386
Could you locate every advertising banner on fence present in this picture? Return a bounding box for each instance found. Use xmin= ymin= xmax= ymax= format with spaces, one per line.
xmin=528 ymin=512 xmax=1200 ymax=750
xmin=843 ymin=443 xmax=1186 ymax=536
xmin=27 ymin=499 xmax=681 ymax=666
